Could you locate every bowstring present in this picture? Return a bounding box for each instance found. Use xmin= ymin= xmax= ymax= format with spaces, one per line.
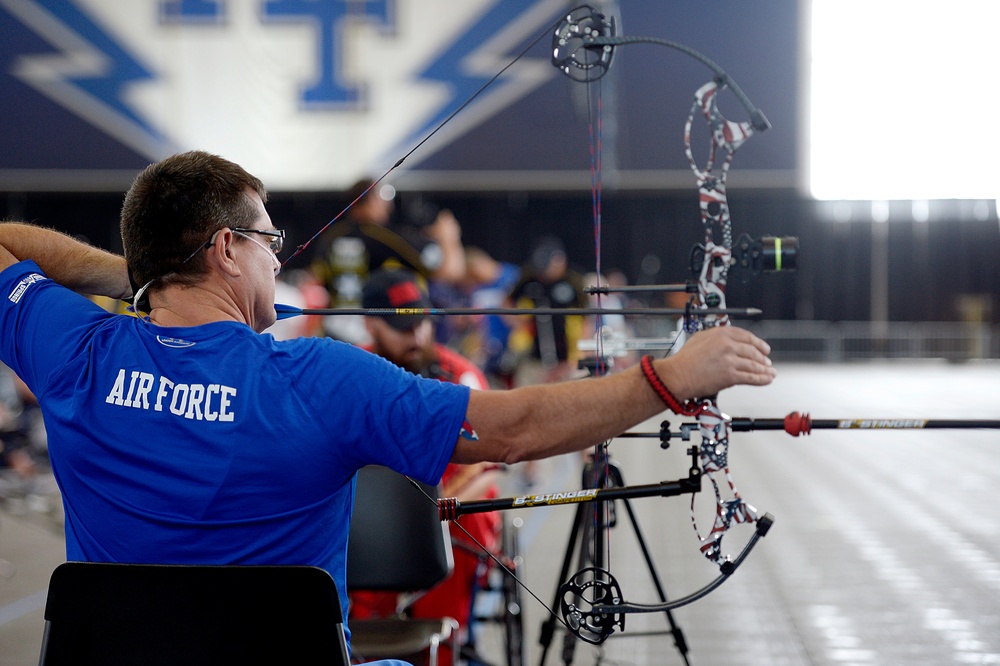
xmin=585 ymin=67 xmax=615 ymax=580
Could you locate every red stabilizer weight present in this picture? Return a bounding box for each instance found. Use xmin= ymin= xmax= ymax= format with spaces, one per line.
xmin=438 ymin=497 xmax=459 ymax=522
xmin=784 ymin=412 xmax=812 ymax=437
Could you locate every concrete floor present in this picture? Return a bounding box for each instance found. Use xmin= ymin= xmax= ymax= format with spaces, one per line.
xmin=0 ymin=494 xmax=63 ymax=665
xmin=2 ymin=361 xmax=999 ymax=665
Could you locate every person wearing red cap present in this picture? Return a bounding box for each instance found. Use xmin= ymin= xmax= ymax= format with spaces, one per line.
xmin=356 ymin=269 xmax=501 ymax=655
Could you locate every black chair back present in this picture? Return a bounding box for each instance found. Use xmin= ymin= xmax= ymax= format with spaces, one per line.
xmin=347 ymin=465 xmax=453 ymax=591
xmin=39 ymin=562 xmax=350 ymax=666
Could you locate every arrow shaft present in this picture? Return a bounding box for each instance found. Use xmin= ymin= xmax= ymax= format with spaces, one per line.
xmin=798 ymin=419 xmax=1000 ymax=431
xmin=276 ymin=305 xmax=762 ymax=319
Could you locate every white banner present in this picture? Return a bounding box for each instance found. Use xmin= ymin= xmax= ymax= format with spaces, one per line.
xmin=3 ymin=0 xmax=564 ymax=189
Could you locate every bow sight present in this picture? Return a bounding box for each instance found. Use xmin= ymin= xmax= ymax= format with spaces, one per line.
xmin=691 ymin=234 xmax=799 ymax=285
xmin=733 ymin=234 xmax=798 ymax=276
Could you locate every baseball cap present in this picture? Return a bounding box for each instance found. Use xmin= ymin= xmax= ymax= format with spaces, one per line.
xmin=362 ymin=269 xmax=432 ymax=330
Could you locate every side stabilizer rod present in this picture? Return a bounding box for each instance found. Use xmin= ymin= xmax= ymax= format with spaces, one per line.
xmin=618 ymin=414 xmax=1000 ymax=441
xmin=731 ymin=413 xmax=1000 ymax=437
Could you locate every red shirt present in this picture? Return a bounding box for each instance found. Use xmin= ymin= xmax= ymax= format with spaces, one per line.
xmin=353 ymin=341 xmax=499 ymax=631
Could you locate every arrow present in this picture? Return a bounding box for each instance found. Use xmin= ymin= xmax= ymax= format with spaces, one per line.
xmin=273 ymin=303 xmax=763 ymax=321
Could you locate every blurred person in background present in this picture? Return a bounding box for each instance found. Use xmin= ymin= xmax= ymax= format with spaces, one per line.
xmin=0 ymin=363 xmax=55 ymax=517
xmin=507 ymin=235 xmax=588 ymax=386
xmin=352 ymin=269 xmax=502 ymax=659
xmin=310 ymin=179 xmax=466 ymax=343
xmin=459 ymin=247 xmax=522 ymax=388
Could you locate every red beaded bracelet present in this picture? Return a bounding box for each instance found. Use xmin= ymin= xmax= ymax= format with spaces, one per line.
xmin=640 ymin=354 xmax=697 ymax=415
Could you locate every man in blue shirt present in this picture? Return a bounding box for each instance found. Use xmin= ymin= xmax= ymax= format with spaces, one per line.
xmin=0 ymin=150 xmax=775 ymax=652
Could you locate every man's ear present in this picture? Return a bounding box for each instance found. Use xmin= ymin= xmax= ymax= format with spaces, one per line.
xmin=206 ymin=228 xmax=241 ymax=277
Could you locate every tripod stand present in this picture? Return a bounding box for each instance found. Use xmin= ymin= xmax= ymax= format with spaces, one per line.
xmin=537 ymin=447 xmax=691 ymax=666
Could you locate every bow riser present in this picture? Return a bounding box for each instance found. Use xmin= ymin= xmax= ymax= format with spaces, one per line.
xmin=680 ymin=73 xmax=770 ymax=571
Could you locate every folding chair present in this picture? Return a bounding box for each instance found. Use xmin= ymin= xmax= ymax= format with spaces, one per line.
xmin=38 ymin=562 xmax=350 ymax=666
xmin=347 ymin=465 xmax=458 ymax=666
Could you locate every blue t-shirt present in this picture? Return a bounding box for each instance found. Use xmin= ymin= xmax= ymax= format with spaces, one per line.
xmin=0 ymin=260 xmax=470 ymax=632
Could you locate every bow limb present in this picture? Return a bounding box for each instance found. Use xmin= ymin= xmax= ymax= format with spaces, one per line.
xmin=588 ymin=511 xmax=774 ymax=616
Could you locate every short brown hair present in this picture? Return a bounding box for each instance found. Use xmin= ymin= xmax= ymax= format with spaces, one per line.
xmin=121 ymin=150 xmax=267 ymax=287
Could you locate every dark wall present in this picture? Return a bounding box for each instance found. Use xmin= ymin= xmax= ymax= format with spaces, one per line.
xmin=3 ymin=189 xmax=997 ymax=324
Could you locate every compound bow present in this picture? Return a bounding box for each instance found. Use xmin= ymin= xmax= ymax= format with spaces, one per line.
xmin=276 ymin=2 xmax=786 ymax=649
xmin=276 ymin=3 xmax=1000 ymax=653
xmin=549 ymin=4 xmax=777 ymax=640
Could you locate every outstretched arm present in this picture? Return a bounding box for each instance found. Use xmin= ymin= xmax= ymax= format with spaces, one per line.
xmin=0 ymin=222 xmax=131 ymax=299
xmin=453 ymin=326 xmax=775 ymax=464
